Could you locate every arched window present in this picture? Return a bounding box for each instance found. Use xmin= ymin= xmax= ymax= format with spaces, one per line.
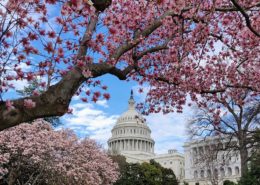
xmin=227 ymin=167 xmax=232 ymax=176
xmin=200 ymin=170 xmax=205 ymax=178
xmin=235 ymin=166 xmax=240 ymax=175
xmin=220 ymin=167 xmax=225 ymax=177
xmin=207 ymin=169 xmax=211 ymax=177
xmin=194 ymin=171 xmax=198 ymax=179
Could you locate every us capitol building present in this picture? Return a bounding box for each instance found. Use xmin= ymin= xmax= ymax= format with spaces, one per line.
xmin=108 ymin=91 xmax=241 ymax=185
xmin=108 ymin=91 xmax=185 ymax=181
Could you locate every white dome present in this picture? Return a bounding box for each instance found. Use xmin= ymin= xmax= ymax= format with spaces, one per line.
xmin=116 ymin=99 xmax=146 ymax=125
xmin=108 ymin=91 xmax=155 ymax=156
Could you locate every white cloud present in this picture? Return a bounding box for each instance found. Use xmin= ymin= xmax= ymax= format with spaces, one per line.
xmin=96 ymin=99 xmax=109 ymax=108
xmin=62 ymin=85 xmax=194 ymax=154
xmin=61 ymin=102 xmax=119 ymax=148
xmin=132 ymin=84 xmax=194 ymax=154
xmin=146 ymin=111 xmax=191 ymax=154
xmin=11 ymin=79 xmax=29 ymax=91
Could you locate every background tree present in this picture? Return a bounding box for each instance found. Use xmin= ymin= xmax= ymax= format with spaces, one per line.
xmin=238 ymin=152 xmax=260 ymax=185
xmin=112 ymin=157 xmax=178 ymax=185
xmin=0 ymin=120 xmax=119 ymax=185
xmin=238 ymin=131 xmax=260 ymax=185
xmin=223 ymin=180 xmax=237 ymax=185
xmin=191 ymin=138 xmax=237 ymax=185
xmin=149 ymin=160 xmax=178 ymax=185
xmin=0 ymin=0 xmax=259 ymax=130
xmin=188 ymin=92 xmax=260 ymax=177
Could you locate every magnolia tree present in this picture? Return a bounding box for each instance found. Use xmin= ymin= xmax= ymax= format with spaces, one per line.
xmin=0 ymin=0 xmax=259 ymax=130
xmin=0 ymin=120 xmax=119 ymax=185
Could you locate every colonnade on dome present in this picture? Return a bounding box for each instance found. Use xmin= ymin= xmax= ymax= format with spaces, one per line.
xmin=108 ymin=139 xmax=154 ymax=153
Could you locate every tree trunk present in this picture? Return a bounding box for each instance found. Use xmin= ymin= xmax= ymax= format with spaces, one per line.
xmin=7 ymin=168 xmax=19 ymax=185
xmin=239 ymin=145 xmax=249 ymax=177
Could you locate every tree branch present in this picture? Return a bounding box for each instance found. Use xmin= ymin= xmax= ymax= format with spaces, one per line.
xmin=0 ymin=12 xmax=101 ymax=130
xmin=230 ymin=0 xmax=260 ymax=37
xmin=133 ymin=40 xmax=169 ymax=61
xmin=109 ymin=10 xmax=188 ymax=61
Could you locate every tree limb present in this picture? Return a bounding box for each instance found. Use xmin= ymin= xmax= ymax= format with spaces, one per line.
xmin=230 ymin=0 xmax=260 ymax=37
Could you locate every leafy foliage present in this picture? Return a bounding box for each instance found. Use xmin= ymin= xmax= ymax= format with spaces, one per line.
xmin=112 ymin=156 xmax=178 ymax=185
xmin=238 ymin=151 xmax=260 ymax=185
xmin=224 ymin=180 xmax=237 ymax=185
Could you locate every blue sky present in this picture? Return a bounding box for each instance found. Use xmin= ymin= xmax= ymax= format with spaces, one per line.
xmin=6 ymin=71 xmax=193 ymax=154
xmin=59 ymin=74 xmax=193 ymax=154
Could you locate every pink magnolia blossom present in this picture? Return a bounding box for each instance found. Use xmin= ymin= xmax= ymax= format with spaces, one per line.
xmin=0 ymin=0 xmax=259 ymax=129
xmin=23 ymin=99 xmax=36 ymax=109
xmin=5 ymin=100 xmax=14 ymax=110
xmin=0 ymin=120 xmax=119 ymax=185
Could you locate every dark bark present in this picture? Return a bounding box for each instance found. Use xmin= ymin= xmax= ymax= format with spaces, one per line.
xmin=0 ymin=67 xmax=85 ymax=130
xmin=7 ymin=167 xmax=20 ymax=185
xmin=0 ymin=62 xmax=133 ymax=131
xmin=92 ymin=0 xmax=112 ymax=11
xmin=239 ymin=136 xmax=249 ymax=177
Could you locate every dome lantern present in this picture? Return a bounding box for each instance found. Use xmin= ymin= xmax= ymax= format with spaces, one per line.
xmin=128 ymin=89 xmax=135 ymax=110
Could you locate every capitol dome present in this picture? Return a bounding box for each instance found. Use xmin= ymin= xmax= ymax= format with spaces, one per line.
xmin=108 ymin=91 xmax=155 ymax=157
